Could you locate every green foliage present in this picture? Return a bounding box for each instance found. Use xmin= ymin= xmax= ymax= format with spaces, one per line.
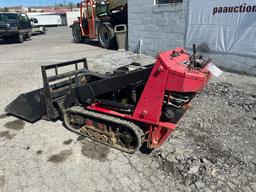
xmin=0 ymin=7 xmax=9 ymax=12
xmin=54 ymin=1 xmax=75 ymax=8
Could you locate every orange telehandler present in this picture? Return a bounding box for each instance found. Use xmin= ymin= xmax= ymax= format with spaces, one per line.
xmin=72 ymin=0 xmax=127 ymax=49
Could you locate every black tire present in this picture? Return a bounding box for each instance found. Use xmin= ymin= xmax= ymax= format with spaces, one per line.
xmin=72 ymin=23 xmax=84 ymax=43
xmin=42 ymin=28 xmax=46 ymax=35
xmin=25 ymin=33 xmax=31 ymax=40
xmin=16 ymin=33 xmax=24 ymax=43
xmin=98 ymin=22 xmax=115 ymax=49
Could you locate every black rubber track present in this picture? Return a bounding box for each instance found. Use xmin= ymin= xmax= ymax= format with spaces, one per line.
xmin=64 ymin=106 xmax=144 ymax=154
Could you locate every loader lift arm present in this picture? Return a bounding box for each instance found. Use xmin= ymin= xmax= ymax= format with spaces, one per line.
xmin=6 ymin=59 xmax=153 ymax=122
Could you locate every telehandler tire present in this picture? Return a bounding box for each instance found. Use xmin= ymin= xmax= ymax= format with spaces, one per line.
xmin=72 ymin=23 xmax=84 ymax=43
xmin=98 ymin=22 xmax=115 ymax=49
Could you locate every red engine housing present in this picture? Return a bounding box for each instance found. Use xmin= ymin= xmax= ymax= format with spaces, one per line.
xmin=88 ymin=48 xmax=211 ymax=148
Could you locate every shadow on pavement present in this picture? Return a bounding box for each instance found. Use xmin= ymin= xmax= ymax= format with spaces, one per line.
xmin=71 ymin=39 xmax=117 ymax=51
xmin=0 ymin=38 xmax=32 ymax=45
xmin=0 ymin=39 xmax=18 ymax=45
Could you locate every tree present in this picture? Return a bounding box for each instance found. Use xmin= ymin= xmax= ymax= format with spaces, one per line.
xmin=3 ymin=7 xmax=9 ymax=12
xmin=67 ymin=2 xmax=74 ymax=10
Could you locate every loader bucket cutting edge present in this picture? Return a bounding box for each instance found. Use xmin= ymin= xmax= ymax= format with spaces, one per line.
xmin=5 ymin=89 xmax=46 ymax=123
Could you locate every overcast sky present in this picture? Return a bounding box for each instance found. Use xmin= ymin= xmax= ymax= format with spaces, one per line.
xmin=0 ymin=0 xmax=78 ymax=7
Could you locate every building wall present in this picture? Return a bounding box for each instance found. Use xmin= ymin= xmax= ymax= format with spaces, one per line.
xmin=128 ymin=0 xmax=256 ymax=75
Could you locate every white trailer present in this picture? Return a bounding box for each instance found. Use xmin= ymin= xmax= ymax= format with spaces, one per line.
xmin=66 ymin=12 xmax=80 ymax=27
xmin=27 ymin=13 xmax=62 ymax=26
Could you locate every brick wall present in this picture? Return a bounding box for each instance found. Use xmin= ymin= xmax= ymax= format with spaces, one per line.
xmin=128 ymin=0 xmax=188 ymax=56
xmin=128 ymin=0 xmax=256 ymax=75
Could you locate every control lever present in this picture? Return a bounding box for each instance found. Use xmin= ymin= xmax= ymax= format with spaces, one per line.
xmin=189 ymin=44 xmax=197 ymax=68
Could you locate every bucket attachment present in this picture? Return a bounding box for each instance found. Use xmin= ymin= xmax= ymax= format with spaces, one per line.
xmin=6 ymin=58 xmax=89 ymax=123
xmin=5 ymin=89 xmax=46 ymax=123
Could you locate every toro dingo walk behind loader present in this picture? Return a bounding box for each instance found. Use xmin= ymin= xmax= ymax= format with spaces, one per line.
xmin=6 ymin=46 xmax=221 ymax=153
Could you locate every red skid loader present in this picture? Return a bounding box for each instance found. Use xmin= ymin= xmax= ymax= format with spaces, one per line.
xmin=6 ymin=46 xmax=214 ymax=153
xmin=72 ymin=0 xmax=127 ymax=49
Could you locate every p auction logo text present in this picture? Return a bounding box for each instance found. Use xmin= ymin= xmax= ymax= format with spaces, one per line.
xmin=213 ymin=3 xmax=256 ymax=15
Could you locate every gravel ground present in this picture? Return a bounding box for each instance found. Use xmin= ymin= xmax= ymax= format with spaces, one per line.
xmin=0 ymin=27 xmax=255 ymax=192
xmin=151 ymin=74 xmax=256 ymax=191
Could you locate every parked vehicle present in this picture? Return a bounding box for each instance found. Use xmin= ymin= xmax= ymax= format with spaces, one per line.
xmin=0 ymin=12 xmax=37 ymax=43
xmin=32 ymin=25 xmax=46 ymax=35
xmin=30 ymin=18 xmax=46 ymax=35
